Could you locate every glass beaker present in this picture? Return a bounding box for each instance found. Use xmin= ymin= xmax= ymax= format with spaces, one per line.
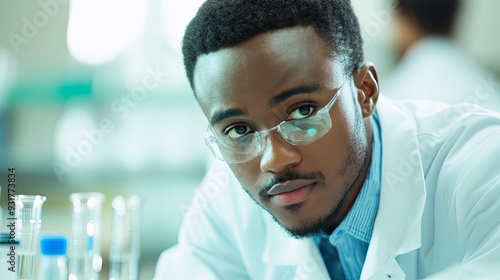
xmin=15 ymin=194 xmax=47 ymax=280
xmin=68 ymin=192 xmax=104 ymax=280
xmin=109 ymin=195 xmax=142 ymax=280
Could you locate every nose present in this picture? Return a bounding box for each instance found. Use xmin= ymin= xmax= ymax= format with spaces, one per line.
xmin=259 ymin=131 xmax=302 ymax=173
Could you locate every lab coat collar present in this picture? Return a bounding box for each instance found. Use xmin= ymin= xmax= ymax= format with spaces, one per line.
xmin=261 ymin=212 xmax=330 ymax=279
xmin=360 ymin=96 xmax=426 ymax=279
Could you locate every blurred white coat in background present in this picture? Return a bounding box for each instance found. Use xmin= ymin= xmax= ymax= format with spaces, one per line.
xmin=383 ymin=36 xmax=500 ymax=111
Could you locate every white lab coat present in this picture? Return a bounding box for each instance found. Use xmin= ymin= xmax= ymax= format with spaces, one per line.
xmin=383 ymin=36 xmax=500 ymax=111
xmin=154 ymin=96 xmax=500 ymax=279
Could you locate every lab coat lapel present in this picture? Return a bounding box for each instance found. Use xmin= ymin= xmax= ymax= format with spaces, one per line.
xmin=261 ymin=212 xmax=330 ymax=280
xmin=361 ymin=96 xmax=426 ymax=280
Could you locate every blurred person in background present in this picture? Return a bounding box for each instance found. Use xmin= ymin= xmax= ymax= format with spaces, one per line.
xmin=0 ymin=48 xmax=15 ymax=173
xmin=383 ymin=0 xmax=500 ymax=110
xmin=154 ymin=0 xmax=500 ymax=279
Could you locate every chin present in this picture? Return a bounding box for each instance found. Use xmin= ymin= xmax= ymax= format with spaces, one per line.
xmin=280 ymin=220 xmax=325 ymax=239
xmin=272 ymin=209 xmax=331 ymax=239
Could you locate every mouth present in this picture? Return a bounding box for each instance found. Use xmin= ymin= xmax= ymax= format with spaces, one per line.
xmin=267 ymin=179 xmax=315 ymax=206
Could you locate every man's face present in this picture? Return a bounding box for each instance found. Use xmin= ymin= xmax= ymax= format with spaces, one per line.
xmin=193 ymin=27 xmax=373 ymax=238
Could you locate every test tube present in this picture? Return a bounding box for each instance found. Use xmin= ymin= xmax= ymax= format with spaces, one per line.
xmin=109 ymin=195 xmax=142 ymax=280
xmin=15 ymin=194 xmax=47 ymax=280
xmin=68 ymin=192 xmax=104 ymax=280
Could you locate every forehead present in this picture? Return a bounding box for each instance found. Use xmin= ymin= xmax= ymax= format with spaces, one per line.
xmin=193 ymin=27 xmax=344 ymax=117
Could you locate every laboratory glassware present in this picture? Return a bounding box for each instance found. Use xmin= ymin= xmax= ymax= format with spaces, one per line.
xmin=39 ymin=236 xmax=68 ymax=280
xmin=68 ymin=192 xmax=104 ymax=280
xmin=109 ymin=195 xmax=142 ymax=280
xmin=15 ymin=194 xmax=47 ymax=280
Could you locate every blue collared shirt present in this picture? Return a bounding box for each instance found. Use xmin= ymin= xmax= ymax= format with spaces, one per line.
xmin=313 ymin=112 xmax=382 ymax=279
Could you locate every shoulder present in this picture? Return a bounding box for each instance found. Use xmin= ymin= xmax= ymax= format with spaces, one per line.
xmin=377 ymin=96 xmax=500 ymax=149
xmin=377 ymin=96 xmax=500 ymax=187
xmin=182 ymin=160 xmax=266 ymax=237
xmin=396 ymin=98 xmax=500 ymax=227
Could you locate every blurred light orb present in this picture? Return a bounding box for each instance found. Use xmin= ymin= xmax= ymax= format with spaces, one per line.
xmin=160 ymin=0 xmax=206 ymax=51
xmin=67 ymin=0 xmax=148 ymax=65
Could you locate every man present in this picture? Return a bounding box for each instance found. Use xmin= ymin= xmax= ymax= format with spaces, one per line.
xmin=383 ymin=0 xmax=500 ymax=110
xmin=155 ymin=0 xmax=500 ymax=279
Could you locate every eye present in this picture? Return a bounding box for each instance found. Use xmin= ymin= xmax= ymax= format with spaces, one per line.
xmin=288 ymin=105 xmax=316 ymax=120
xmin=226 ymin=125 xmax=253 ymax=139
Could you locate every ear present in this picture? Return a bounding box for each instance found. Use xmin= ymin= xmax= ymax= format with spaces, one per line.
xmin=353 ymin=62 xmax=379 ymax=118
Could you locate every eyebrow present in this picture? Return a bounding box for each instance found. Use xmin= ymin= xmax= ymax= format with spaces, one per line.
xmin=269 ymin=84 xmax=323 ymax=108
xmin=209 ymin=84 xmax=323 ymax=127
xmin=210 ymin=108 xmax=246 ymax=127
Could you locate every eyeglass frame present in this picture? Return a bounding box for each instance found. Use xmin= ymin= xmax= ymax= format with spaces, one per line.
xmin=205 ymin=76 xmax=350 ymax=163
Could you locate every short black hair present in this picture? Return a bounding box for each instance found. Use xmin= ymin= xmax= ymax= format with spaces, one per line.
xmin=182 ymin=0 xmax=364 ymax=91
xmin=396 ymin=0 xmax=460 ymax=35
